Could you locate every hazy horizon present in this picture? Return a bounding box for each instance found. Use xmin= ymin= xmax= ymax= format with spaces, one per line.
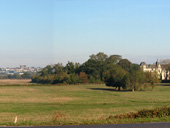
xmin=1 ymin=0 xmax=170 ymax=67
xmin=0 ymin=53 xmax=168 ymax=68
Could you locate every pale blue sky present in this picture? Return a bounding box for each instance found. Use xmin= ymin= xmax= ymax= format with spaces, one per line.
xmin=0 ymin=0 xmax=170 ymax=67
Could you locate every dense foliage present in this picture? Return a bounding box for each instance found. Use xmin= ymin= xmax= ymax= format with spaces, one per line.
xmin=32 ymin=52 xmax=160 ymax=91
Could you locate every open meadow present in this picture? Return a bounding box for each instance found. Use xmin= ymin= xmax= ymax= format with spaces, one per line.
xmin=0 ymin=79 xmax=170 ymax=125
xmin=0 ymin=79 xmax=32 ymax=85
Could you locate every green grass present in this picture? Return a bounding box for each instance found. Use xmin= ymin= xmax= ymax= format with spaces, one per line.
xmin=0 ymin=83 xmax=170 ymax=125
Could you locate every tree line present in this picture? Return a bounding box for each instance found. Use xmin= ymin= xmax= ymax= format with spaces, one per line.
xmin=32 ymin=52 xmax=160 ymax=91
xmin=0 ymin=72 xmax=32 ymax=79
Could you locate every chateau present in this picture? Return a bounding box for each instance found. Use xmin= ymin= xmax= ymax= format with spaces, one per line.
xmin=140 ymin=60 xmax=169 ymax=80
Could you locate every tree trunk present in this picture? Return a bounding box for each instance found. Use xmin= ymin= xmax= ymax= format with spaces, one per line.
xmin=152 ymin=86 xmax=154 ymax=91
xmin=118 ymin=86 xmax=121 ymax=91
xmin=132 ymin=88 xmax=134 ymax=92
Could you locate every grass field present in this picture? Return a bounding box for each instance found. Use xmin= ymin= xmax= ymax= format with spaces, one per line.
xmin=0 ymin=79 xmax=170 ymax=126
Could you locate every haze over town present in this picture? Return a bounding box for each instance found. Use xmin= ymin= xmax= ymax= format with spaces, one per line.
xmin=0 ymin=0 xmax=170 ymax=67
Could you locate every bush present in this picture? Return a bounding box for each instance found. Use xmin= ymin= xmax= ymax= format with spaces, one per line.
xmin=107 ymin=106 xmax=170 ymax=120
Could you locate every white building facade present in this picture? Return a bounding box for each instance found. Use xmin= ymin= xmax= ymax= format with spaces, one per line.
xmin=140 ymin=60 xmax=169 ymax=80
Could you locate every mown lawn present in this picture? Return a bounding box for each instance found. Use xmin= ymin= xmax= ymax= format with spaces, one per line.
xmin=0 ymin=81 xmax=169 ymax=125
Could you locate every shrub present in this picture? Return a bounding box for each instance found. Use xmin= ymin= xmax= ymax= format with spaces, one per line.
xmin=107 ymin=106 xmax=170 ymax=120
xmin=52 ymin=112 xmax=67 ymax=123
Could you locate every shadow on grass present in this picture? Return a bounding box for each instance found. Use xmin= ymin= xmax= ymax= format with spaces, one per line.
xmin=156 ymin=82 xmax=170 ymax=86
xmin=88 ymin=88 xmax=129 ymax=92
xmin=159 ymin=83 xmax=170 ymax=86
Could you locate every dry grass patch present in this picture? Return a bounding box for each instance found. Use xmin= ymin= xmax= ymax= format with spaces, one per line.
xmin=5 ymin=97 xmax=79 ymax=103
xmin=0 ymin=112 xmax=53 ymax=124
xmin=0 ymin=79 xmax=32 ymax=85
xmin=0 ymin=113 xmax=16 ymax=123
xmin=50 ymin=97 xmax=79 ymax=103
xmin=0 ymin=86 xmax=80 ymax=103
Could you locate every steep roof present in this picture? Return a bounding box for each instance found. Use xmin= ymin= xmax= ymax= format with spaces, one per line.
xmin=140 ymin=62 xmax=146 ymax=66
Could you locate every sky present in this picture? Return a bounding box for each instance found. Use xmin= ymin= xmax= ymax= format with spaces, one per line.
xmin=0 ymin=0 xmax=170 ymax=67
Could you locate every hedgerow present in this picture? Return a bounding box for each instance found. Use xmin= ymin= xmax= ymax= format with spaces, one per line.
xmin=107 ymin=106 xmax=170 ymax=120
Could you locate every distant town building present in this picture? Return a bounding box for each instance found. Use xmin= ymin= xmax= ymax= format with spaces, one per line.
xmin=20 ymin=65 xmax=26 ymax=69
xmin=0 ymin=65 xmax=42 ymax=76
xmin=140 ymin=60 xmax=169 ymax=80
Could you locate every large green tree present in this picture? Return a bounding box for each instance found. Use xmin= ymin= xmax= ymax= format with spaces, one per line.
xmin=90 ymin=52 xmax=108 ymax=62
xmin=118 ymin=59 xmax=133 ymax=72
xmin=104 ymin=66 xmax=127 ymax=91
xmin=145 ymin=71 xmax=160 ymax=90
xmin=65 ymin=61 xmax=80 ymax=74
xmin=125 ymin=69 xmax=145 ymax=91
xmin=106 ymin=55 xmax=122 ymax=64
xmin=79 ymin=52 xmax=108 ymax=83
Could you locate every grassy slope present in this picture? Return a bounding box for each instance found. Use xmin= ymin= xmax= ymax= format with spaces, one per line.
xmin=0 ymin=82 xmax=169 ymax=125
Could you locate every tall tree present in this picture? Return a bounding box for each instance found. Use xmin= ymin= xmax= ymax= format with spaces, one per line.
xmin=104 ymin=66 xmax=127 ymax=91
xmin=145 ymin=71 xmax=160 ymax=90
xmin=79 ymin=52 xmax=109 ymax=82
xmin=126 ymin=69 xmax=145 ymax=91
xmin=39 ymin=65 xmax=53 ymax=76
xmin=65 ymin=61 xmax=80 ymax=74
xmin=106 ymin=55 xmax=122 ymax=64
xmin=53 ymin=63 xmax=65 ymax=74
xmin=118 ymin=59 xmax=133 ymax=72
xmin=90 ymin=52 xmax=108 ymax=62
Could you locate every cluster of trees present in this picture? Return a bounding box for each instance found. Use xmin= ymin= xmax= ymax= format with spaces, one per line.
xmin=31 ymin=63 xmax=88 ymax=84
xmin=32 ymin=52 xmax=160 ymax=91
xmin=0 ymin=72 xmax=32 ymax=79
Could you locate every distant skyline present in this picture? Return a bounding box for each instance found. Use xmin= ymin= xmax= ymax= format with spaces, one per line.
xmin=0 ymin=0 xmax=170 ymax=67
